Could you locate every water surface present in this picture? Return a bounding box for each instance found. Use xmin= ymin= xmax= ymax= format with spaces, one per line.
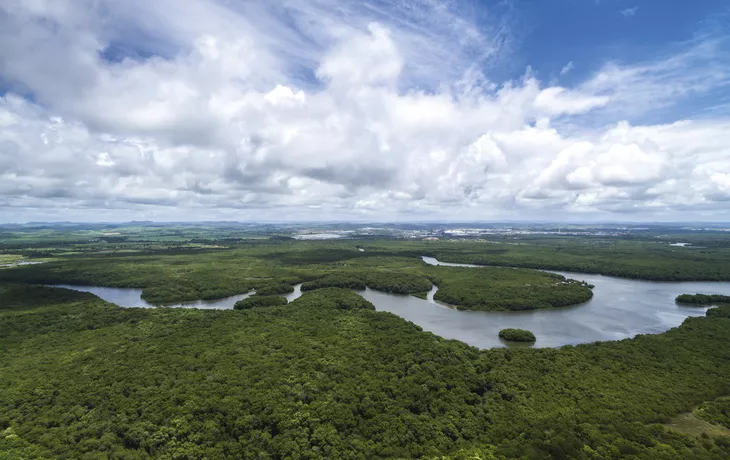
xmin=52 ymin=283 xmax=304 ymax=309
xmin=1 ymin=260 xmax=47 ymax=268
xmin=50 ymin=258 xmax=730 ymax=349
xmin=406 ymin=256 xmax=730 ymax=348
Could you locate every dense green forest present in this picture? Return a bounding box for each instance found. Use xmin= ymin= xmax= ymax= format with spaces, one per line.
xmin=429 ymin=266 xmax=592 ymax=311
xmin=696 ymin=397 xmax=730 ymax=430
xmin=2 ymin=230 xmax=730 ymax=458
xmin=2 ymin=282 xmax=730 ymax=459
xmin=2 ymin=225 xmax=730 ymax=282
xmin=234 ymin=295 xmax=288 ymax=309
xmin=368 ymin=239 xmax=730 ymax=281
xmin=0 ymin=244 xmax=592 ymax=312
xmin=498 ymin=328 xmax=536 ymax=342
xmin=676 ymin=294 xmax=730 ymax=305
xmin=708 ymin=305 xmax=730 ymax=318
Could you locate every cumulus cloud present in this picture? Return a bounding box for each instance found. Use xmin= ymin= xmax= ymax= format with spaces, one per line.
xmin=0 ymin=0 xmax=729 ymax=222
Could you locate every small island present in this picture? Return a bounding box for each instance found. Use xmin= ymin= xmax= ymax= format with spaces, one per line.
xmin=234 ymin=295 xmax=288 ymax=310
xmin=676 ymin=293 xmax=730 ymax=305
xmin=499 ymin=328 xmax=537 ymax=343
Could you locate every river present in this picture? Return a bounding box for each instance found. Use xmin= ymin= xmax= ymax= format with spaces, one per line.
xmin=50 ymin=283 xmax=305 ymax=309
xmin=49 ymin=256 xmax=730 ymax=349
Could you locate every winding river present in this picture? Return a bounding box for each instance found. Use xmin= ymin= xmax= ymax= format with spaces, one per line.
xmin=51 ymin=283 xmax=304 ymax=309
xmin=50 ymin=256 xmax=730 ymax=349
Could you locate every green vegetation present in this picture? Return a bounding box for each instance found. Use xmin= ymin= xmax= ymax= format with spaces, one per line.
xmin=360 ymin=271 xmax=433 ymax=294
xmin=301 ymin=271 xmax=433 ymax=295
xmin=696 ymin=397 xmax=730 ymax=430
xmin=253 ymin=282 xmax=295 ymax=296
xmin=707 ymin=305 xmax=730 ymax=318
xmin=0 ymin=254 xmax=23 ymax=265
xmin=665 ymin=411 xmax=730 ymax=438
xmin=677 ymin=294 xmax=730 ymax=305
xmin=2 ymin=227 xmax=730 ymax=458
xmin=498 ymin=328 xmax=537 ymax=342
xmin=431 ymin=266 xmax=592 ymax=311
xmin=369 ymin=238 xmax=730 ymax=281
xmin=0 ymin=243 xmax=590 ymax=311
xmin=298 ymin=287 xmax=377 ymax=310
xmin=301 ymin=274 xmax=367 ymax=291
xmin=234 ymin=295 xmax=288 ymax=309
xmin=2 ymin=282 xmax=730 ymax=458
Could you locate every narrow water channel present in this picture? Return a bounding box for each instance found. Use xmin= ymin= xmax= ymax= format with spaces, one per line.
xmin=49 ymin=257 xmax=730 ymax=349
xmin=51 ymin=284 xmax=305 ymax=309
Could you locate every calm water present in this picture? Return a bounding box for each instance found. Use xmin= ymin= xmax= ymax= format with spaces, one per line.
xmin=50 ymin=257 xmax=730 ymax=349
xmin=1 ymin=261 xmax=47 ymax=268
xmin=407 ymin=256 xmax=730 ymax=348
xmin=293 ymin=233 xmax=343 ymax=240
xmin=51 ymin=284 xmax=304 ymax=309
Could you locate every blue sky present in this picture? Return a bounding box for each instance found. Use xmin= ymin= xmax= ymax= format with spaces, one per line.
xmin=517 ymin=0 xmax=726 ymax=76
xmin=0 ymin=0 xmax=729 ymax=222
xmin=507 ymin=0 xmax=730 ymax=121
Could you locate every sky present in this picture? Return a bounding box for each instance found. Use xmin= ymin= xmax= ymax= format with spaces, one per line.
xmin=0 ymin=0 xmax=729 ymax=223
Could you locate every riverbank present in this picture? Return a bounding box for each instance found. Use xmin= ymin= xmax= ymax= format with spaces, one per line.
xmin=3 ymin=281 xmax=730 ymax=458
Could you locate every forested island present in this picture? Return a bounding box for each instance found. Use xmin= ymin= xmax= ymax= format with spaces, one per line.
xmin=676 ymin=294 xmax=730 ymax=305
xmin=498 ymin=328 xmax=537 ymax=342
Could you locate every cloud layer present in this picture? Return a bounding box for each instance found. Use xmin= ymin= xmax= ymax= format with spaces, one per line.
xmin=1 ymin=0 xmax=729 ymax=222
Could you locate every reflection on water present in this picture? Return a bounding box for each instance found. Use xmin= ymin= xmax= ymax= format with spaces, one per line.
xmin=284 ymin=283 xmax=303 ymax=302
xmin=1 ymin=260 xmax=47 ymax=268
xmin=50 ymin=257 xmax=730 ymax=349
xmin=405 ymin=256 xmax=730 ymax=348
xmin=293 ymin=233 xmax=343 ymax=240
xmin=51 ymin=283 xmax=305 ymax=309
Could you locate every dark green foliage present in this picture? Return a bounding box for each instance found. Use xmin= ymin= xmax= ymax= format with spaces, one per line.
xmin=433 ymin=244 xmax=730 ymax=281
xmin=3 ymin=235 xmax=730 ymax=458
xmin=0 ymin=242 xmax=593 ymax=311
xmin=0 ymin=283 xmax=97 ymax=310
xmin=3 ymin=282 xmax=730 ymax=458
xmin=0 ymin=285 xmax=730 ymax=460
xmin=301 ymin=274 xmax=367 ymax=291
xmin=253 ymin=282 xmax=295 ymax=296
xmin=233 ymin=295 xmax=288 ymax=309
xmin=301 ymin=271 xmax=432 ymax=295
xmin=696 ymin=397 xmax=730 ymax=429
xmin=372 ymin=238 xmax=730 ymax=281
xmin=431 ymin=266 xmax=593 ymax=311
xmin=359 ymin=271 xmax=432 ymax=294
xmin=268 ymin=235 xmax=295 ymax=241
xmin=499 ymin=328 xmax=536 ymax=342
xmin=297 ymin=288 xmax=376 ymax=310
xmin=677 ymin=293 xmax=730 ymax=305
xmin=707 ymin=305 xmax=730 ymax=318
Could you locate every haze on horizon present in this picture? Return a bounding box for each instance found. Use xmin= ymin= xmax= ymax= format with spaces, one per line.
xmin=1 ymin=0 xmax=729 ymax=223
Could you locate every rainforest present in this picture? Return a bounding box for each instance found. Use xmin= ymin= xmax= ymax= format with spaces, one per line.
xmin=2 ymin=223 xmax=730 ymax=459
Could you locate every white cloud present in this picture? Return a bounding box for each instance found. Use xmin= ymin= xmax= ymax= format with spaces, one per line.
xmin=578 ymin=38 xmax=730 ymax=120
xmin=560 ymin=61 xmax=574 ymax=76
xmin=534 ymin=87 xmax=609 ymax=115
xmin=0 ymin=0 xmax=728 ymax=222
xmin=621 ymin=6 xmax=639 ymax=17
xmin=317 ymin=24 xmax=403 ymax=88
